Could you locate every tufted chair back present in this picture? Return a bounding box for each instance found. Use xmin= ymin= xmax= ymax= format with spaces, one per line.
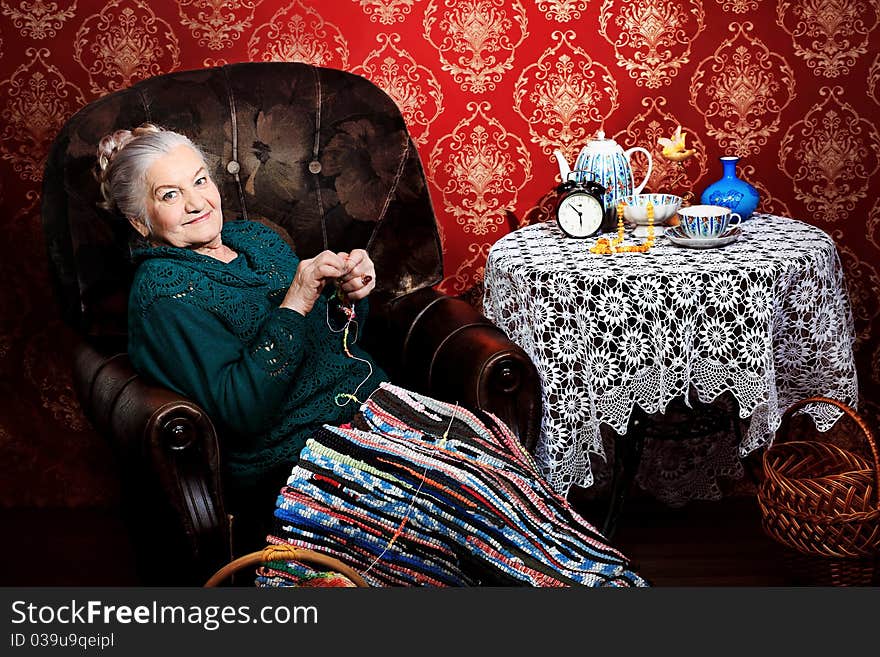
xmin=42 ymin=62 xmax=441 ymax=337
xmin=41 ymin=63 xmax=541 ymax=585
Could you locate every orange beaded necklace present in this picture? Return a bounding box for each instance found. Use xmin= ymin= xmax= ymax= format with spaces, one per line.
xmin=589 ymin=201 xmax=656 ymax=254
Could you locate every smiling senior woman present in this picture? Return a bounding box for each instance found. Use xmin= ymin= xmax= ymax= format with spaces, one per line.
xmin=97 ymin=123 xmax=383 ymax=527
xmin=95 ymin=123 xmax=647 ymax=587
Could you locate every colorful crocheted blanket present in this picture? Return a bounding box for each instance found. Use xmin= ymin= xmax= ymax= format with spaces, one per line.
xmin=263 ymin=383 xmax=648 ymax=587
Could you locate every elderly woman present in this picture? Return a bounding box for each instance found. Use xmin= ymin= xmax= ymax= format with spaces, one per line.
xmin=96 ymin=124 xmax=646 ymax=587
xmin=97 ymin=124 xmax=384 ymax=527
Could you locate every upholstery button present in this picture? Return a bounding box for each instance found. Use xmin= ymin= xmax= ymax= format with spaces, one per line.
xmin=164 ymin=420 xmax=195 ymax=451
xmin=308 ymin=160 xmax=322 ymax=174
xmin=226 ymin=160 xmax=240 ymax=174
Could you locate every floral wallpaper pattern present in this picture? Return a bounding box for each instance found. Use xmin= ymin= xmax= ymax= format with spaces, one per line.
xmin=0 ymin=0 xmax=878 ymax=506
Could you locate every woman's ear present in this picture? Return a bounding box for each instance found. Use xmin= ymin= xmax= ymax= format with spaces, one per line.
xmin=127 ymin=216 xmax=150 ymax=238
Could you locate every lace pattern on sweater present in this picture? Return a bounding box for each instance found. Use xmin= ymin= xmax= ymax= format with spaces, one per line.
xmin=132 ymin=221 xmax=301 ymax=377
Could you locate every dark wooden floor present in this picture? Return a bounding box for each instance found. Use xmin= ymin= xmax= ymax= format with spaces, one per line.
xmin=574 ymin=494 xmax=792 ymax=586
xmin=2 ymin=491 xmax=838 ymax=587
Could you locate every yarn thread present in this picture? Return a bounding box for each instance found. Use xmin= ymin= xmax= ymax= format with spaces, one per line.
xmin=327 ymin=282 xmax=374 ymax=407
xmin=362 ymin=404 xmax=458 ymax=575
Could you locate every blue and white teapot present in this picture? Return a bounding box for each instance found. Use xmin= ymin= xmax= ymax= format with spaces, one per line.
xmin=553 ymin=130 xmax=653 ymax=226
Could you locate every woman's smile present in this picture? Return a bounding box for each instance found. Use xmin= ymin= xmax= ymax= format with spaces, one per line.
xmin=184 ymin=210 xmax=212 ymax=225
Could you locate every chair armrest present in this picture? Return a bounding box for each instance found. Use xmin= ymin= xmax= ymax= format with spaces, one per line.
xmin=72 ymin=339 xmax=230 ymax=584
xmin=368 ymin=288 xmax=542 ymax=453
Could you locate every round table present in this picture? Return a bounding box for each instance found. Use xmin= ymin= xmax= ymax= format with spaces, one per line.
xmin=483 ymin=214 xmax=859 ymax=498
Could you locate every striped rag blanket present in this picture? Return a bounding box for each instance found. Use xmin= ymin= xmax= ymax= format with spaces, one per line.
xmin=262 ymin=382 xmax=648 ymax=587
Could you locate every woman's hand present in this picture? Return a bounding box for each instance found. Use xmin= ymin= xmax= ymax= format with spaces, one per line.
xmin=282 ymin=250 xmax=349 ymax=315
xmin=336 ymin=249 xmax=376 ymax=302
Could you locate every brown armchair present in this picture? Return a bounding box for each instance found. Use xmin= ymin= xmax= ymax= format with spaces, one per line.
xmin=41 ymin=62 xmax=541 ymax=585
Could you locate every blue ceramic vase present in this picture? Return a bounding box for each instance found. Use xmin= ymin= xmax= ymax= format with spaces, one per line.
xmin=700 ymin=156 xmax=760 ymax=219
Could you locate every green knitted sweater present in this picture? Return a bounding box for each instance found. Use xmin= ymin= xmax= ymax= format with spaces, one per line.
xmin=127 ymin=219 xmax=387 ymax=491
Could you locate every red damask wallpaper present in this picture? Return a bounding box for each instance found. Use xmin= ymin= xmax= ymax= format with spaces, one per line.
xmin=0 ymin=0 xmax=878 ymax=507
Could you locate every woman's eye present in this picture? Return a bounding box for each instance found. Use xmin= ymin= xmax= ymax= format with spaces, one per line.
xmin=195 ymin=176 xmax=207 ymax=186
xmin=162 ymin=190 xmax=178 ymax=202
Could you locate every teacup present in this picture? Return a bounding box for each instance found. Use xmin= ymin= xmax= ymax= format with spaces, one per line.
xmin=677 ymin=204 xmax=742 ymax=239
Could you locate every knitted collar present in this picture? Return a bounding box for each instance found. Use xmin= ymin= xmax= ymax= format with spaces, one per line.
xmin=132 ymin=220 xmax=271 ymax=287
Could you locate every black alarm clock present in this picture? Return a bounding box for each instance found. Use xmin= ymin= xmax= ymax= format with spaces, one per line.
xmin=554 ymin=175 xmax=606 ymax=238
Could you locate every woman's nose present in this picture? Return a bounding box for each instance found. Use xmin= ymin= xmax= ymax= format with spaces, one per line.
xmin=184 ymin=190 xmax=205 ymax=213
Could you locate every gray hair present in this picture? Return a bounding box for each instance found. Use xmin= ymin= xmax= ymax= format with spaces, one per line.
xmin=95 ymin=123 xmax=206 ymax=231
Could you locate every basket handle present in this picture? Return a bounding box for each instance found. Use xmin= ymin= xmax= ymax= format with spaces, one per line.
xmin=204 ymin=544 xmax=369 ymax=587
xmin=777 ymin=396 xmax=880 ymax=498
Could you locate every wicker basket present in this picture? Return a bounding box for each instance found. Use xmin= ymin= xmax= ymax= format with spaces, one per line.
xmin=204 ymin=544 xmax=369 ymax=587
xmin=757 ymin=397 xmax=880 ymax=586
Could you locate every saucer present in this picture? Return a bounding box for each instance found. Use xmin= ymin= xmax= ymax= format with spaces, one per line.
xmin=665 ymin=225 xmax=741 ymax=249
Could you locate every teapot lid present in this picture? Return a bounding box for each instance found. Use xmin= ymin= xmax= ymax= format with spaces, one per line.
xmin=595 ymin=130 xmax=609 ymax=141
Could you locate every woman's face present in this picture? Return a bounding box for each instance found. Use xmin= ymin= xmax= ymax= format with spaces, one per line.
xmin=132 ymin=144 xmax=223 ymax=251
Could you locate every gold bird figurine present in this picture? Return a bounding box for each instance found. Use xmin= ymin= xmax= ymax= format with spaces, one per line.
xmin=658 ymin=125 xmax=696 ymax=162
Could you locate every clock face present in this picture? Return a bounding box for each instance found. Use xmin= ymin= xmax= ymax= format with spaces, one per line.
xmin=556 ymin=191 xmax=603 ymax=238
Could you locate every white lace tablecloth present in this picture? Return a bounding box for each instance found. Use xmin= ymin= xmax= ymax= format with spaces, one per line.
xmin=483 ymin=214 xmax=858 ymax=497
